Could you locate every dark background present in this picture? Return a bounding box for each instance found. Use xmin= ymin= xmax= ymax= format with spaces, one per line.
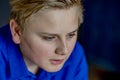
xmin=0 ymin=0 xmax=10 ymax=27
xmin=80 ymin=0 xmax=120 ymax=72
xmin=79 ymin=0 xmax=120 ymax=79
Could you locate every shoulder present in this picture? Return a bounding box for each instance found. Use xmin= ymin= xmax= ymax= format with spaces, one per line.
xmin=70 ymin=41 xmax=88 ymax=68
xmin=69 ymin=41 xmax=88 ymax=79
xmin=69 ymin=41 xmax=86 ymax=63
xmin=0 ymin=24 xmax=11 ymax=62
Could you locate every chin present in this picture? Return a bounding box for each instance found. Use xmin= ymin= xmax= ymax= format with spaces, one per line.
xmin=45 ymin=64 xmax=64 ymax=72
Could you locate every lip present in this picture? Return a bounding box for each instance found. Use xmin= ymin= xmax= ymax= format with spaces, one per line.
xmin=50 ymin=59 xmax=64 ymax=65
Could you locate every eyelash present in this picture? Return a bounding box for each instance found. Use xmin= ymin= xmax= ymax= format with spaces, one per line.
xmin=42 ymin=33 xmax=77 ymax=41
xmin=42 ymin=36 xmax=56 ymax=41
xmin=67 ymin=33 xmax=76 ymax=39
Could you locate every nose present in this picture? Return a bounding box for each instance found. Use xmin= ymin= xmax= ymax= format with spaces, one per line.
xmin=55 ymin=40 xmax=69 ymax=55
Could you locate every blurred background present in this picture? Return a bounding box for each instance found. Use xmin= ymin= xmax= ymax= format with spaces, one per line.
xmin=79 ymin=0 xmax=120 ymax=80
xmin=0 ymin=0 xmax=10 ymax=27
xmin=0 ymin=0 xmax=120 ymax=80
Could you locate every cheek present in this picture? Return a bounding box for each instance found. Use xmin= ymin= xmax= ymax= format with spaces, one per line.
xmin=24 ymin=35 xmax=55 ymax=55
xmin=21 ymin=36 xmax=54 ymax=58
xmin=31 ymin=41 xmax=55 ymax=57
xmin=71 ymin=36 xmax=77 ymax=47
xmin=68 ymin=39 xmax=77 ymax=53
xmin=68 ymin=43 xmax=75 ymax=52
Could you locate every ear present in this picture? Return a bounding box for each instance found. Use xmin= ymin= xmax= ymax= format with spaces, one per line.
xmin=9 ymin=19 xmax=21 ymax=44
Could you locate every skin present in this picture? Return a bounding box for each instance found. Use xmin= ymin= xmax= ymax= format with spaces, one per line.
xmin=10 ymin=6 xmax=79 ymax=74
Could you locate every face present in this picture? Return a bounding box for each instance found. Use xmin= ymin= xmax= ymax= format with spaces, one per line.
xmin=17 ymin=6 xmax=79 ymax=72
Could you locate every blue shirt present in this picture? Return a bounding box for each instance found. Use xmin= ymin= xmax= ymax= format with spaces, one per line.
xmin=0 ymin=24 xmax=88 ymax=80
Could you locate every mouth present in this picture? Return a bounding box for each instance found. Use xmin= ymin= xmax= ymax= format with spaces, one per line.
xmin=50 ymin=59 xmax=64 ymax=65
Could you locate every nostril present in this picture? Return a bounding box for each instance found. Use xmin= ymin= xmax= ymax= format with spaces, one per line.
xmin=55 ymin=48 xmax=66 ymax=55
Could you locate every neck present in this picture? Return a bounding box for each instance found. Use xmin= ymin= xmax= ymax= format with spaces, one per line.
xmin=23 ymin=56 xmax=39 ymax=74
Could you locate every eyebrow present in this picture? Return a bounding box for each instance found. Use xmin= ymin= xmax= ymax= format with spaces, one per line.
xmin=39 ymin=28 xmax=78 ymax=36
xmin=69 ymin=29 xmax=78 ymax=34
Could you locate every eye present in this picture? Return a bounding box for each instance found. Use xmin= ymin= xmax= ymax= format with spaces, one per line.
xmin=67 ymin=33 xmax=76 ymax=39
xmin=42 ymin=36 xmax=56 ymax=41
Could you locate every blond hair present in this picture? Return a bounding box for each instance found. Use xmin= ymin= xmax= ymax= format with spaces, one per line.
xmin=10 ymin=0 xmax=83 ymax=29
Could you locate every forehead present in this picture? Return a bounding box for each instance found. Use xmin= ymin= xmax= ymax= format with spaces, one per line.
xmin=25 ymin=6 xmax=79 ymax=34
xmin=29 ymin=6 xmax=79 ymax=21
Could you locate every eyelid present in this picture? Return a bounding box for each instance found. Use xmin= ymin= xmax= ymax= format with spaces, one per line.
xmin=41 ymin=35 xmax=57 ymax=41
xmin=42 ymin=35 xmax=56 ymax=38
xmin=38 ymin=29 xmax=78 ymax=39
xmin=66 ymin=31 xmax=77 ymax=38
xmin=68 ymin=30 xmax=77 ymax=35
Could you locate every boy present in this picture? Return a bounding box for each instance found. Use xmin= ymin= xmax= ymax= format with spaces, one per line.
xmin=0 ymin=0 xmax=88 ymax=80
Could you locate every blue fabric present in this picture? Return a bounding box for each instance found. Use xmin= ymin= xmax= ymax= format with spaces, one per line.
xmin=0 ymin=24 xmax=88 ymax=80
